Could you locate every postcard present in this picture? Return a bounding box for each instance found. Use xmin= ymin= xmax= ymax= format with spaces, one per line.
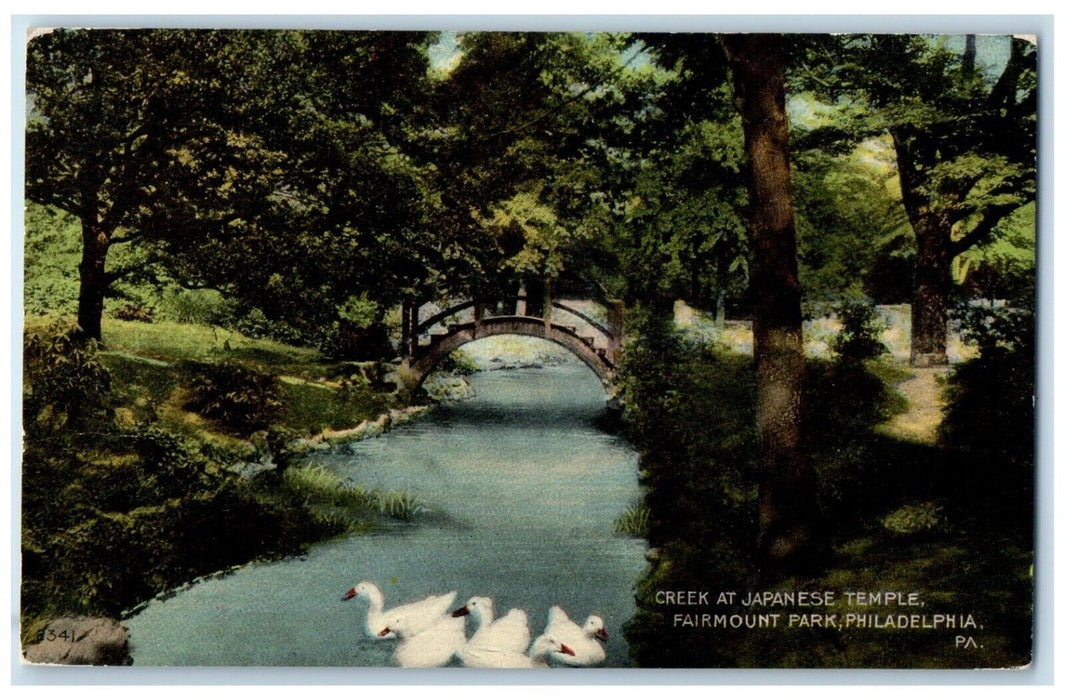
xmin=17 ymin=21 xmax=1041 ymax=675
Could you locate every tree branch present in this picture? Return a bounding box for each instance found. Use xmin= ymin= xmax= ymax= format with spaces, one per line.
xmin=987 ymin=37 xmax=1028 ymax=112
xmin=949 ymin=201 xmax=1026 ymax=256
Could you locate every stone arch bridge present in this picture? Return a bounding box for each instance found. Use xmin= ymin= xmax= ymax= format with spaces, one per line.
xmin=397 ymin=297 xmax=624 ymax=392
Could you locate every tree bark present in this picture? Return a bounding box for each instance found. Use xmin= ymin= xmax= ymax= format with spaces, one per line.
xmin=726 ymin=34 xmax=825 ymax=571
xmin=76 ymin=221 xmax=111 ymax=342
xmin=891 ymin=128 xmax=952 ymax=366
xmin=910 ymin=218 xmax=953 ymax=366
xmin=524 ymin=276 xmax=545 ymax=318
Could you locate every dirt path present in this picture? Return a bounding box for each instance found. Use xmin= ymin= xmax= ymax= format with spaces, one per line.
xmin=880 ymin=367 xmax=949 ymax=444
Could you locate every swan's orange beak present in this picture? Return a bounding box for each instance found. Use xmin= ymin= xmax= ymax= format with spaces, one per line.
xmin=378 ymin=627 xmax=391 ymax=637
xmin=341 ymin=588 xmax=357 ymax=601
xmin=559 ymin=643 xmax=576 ymax=656
xmin=451 ymin=605 xmax=471 ymax=617
xmin=596 ymin=627 xmax=609 ymax=641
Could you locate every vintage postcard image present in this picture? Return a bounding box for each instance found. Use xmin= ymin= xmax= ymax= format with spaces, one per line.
xmin=18 ymin=25 xmax=1040 ymax=672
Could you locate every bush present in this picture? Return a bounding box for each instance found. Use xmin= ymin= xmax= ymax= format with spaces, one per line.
xmin=42 ymin=481 xmax=329 ymax=618
xmin=940 ymin=299 xmax=1034 ymax=531
xmin=112 ymin=303 xmax=154 ymax=323
xmin=179 ymin=361 xmax=283 ymax=435
xmin=326 ymin=321 xmax=395 ymax=361
xmin=157 ymin=286 xmax=228 ymax=325
xmin=23 ymin=321 xmax=113 ymax=439
xmin=882 ymin=501 xmax=945 ymax=536
xmin=832 ymin=300 xmax=886 ymax=362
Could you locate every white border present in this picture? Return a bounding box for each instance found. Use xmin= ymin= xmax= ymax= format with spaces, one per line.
xmin=4 ymin=7 xmax=1058 ymax=692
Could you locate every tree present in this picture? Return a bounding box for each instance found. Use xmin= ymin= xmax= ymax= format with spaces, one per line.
xmin=26 ymin=29 xmax=440 ymax=346
xmin=26 ymin=30 xmax=288 ymax=340
xmin=805 ymin=34 xmax=1037 ymax=365
xmin=724 ymin=34 xmax=824 ymax=569
xmin=157 ymin=30 xmax=440 ymax=350
xmin=427 ymin=32 xmax=641 ymax=305
xmin=792 ymin=137 xmax=912 ymax=305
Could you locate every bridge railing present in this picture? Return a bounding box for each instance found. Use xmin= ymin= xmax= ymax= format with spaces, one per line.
xmin=402 ymin=296 xmax=622 ymax=360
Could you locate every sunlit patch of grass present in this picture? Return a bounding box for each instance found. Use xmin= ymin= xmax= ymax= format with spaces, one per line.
xmin=100 ymin=318 xmax=320 ymax=367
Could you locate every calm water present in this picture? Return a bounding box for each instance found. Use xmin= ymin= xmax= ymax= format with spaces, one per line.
xmin=125 ymin=354 xmax=647 ymax=667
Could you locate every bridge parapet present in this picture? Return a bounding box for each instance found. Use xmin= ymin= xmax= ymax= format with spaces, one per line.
xmin=398 ymin=297 xmax=623 ymax=392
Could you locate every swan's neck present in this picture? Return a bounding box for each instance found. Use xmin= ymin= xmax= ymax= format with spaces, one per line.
xmin=364 ymin=586 xmax=385 ymax=614
xmin=475 ymin=605 xmax=494 ymax=629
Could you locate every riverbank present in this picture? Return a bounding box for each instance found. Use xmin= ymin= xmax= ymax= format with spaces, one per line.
xmin=122 ymin=358 xmax=645 ymax=667
xmin=20 ymin=317 xmax=453 ymax=656
xmin=620 ymin=321 xmax=1033 ymax=669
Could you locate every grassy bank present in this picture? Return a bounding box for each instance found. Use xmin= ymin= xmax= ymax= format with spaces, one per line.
xmin=20 ymin=317 xmax=423 ymax=646
xmin=620 ymin=321 xmax=1033 ymax=669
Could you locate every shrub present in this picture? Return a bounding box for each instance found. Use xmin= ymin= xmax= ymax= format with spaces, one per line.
xmin=158 ymin=286 xmax=228 ymax=325
xmin=327 ymin=320 xmax=395 ymax=361
xmin=882 ymin=501 xmax=945 ymax=536
xmin=940 ymin=299 xmax=1034 ymax=532
xmin=433 ymin=349 xmax=480 ymax=376
xmin=23 ymin=321 xmax=112 ymax=439
xmin=179 ymin=361 xmax=282 ymax=434
xmin=832 ymin=300 xmax=886 ymax=362
xmin=112 ymin=303 xmax=154 ymax=323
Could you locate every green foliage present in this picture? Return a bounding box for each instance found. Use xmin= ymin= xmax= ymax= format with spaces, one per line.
xmin=881 ymin=501 xmax=945 ymax=536
xmin=23 ymin=203 xmax=81 ymax=317
xmin=337 ymin=294 xmax=380 ymax=327
xmin=23 ymin=321 xmax=113 ymax=439
xmin=432 ymin=349 xmax=479 ymax=376
xmin=832 ymin=301 xmax=888 ymax=362
xmin=619 ymin=311 xmax=759 ymax=584
xmin=157 ymin=287 xmax=229 ymax=325
xmin=794 ymin=140 xmax=913 ymax=304
xmin=940 ymin=298 xmax=1034 ymax=527
xmin=282 ymin=464 xmax=428 ymax=525
xmin=279 ymin=377 xmax=391 ymax=435
xmin=371 ymin=490 xmax=429 ymax=522
xmin=612 ymin=502 xmax=650 ymax=537
xmin=623 ymin=312 xmax=911 ymax=666
xmin=178 ymin=361 xmax=283 ymax=434
xmin=36 ymin=480 xmax=330 ymax=619
xmin=112 ymin=304 xmax=154 ymax=323
xmin=955 ymin=202 xmax=1035 ymax=299
xmin=26 ymin=29 xmax=440 ymax=342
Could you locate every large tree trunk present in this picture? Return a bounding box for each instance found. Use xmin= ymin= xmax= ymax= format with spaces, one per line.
xmin=76 ymin=221 xmax=111 ymax=342
xmin=910 ymin=219 xmax=952 ymax=366
xmin=726 ymin=34 xmax=824 ymax=571
xmin=891 ymin=128 xmax=952 ymax=366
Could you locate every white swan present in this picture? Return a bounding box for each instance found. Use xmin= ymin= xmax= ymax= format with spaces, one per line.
xmin=451 ymin=596 xmax=532 ymax=668
xmin=377 ymin=613 xmax=467 ymax=668
xmin=341 ymin=581 xmax=456 ymax=640
xmin=455 ymin=634 xmax=575 ymax=669
xmin=543 ymin=605 xmax=608 ymax=666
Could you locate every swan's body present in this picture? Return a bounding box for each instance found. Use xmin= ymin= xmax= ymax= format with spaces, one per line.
xmin=341 ymin=581 xmax=456 ymax=641
xmin=380 ymin=614 xmax=467 ymax=668
xmin=455 ymin=634 xmax=575 ymax=669
xmin=451 ymin=597 xmax=531 ymax=668
xmin=543 ymin=606 xmax=608 ymax=666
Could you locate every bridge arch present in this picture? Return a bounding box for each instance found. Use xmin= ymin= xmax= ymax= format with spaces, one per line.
xmin=398 ymin=307 xmax=621 ymax=393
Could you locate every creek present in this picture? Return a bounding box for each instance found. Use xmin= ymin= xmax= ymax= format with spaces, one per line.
xmin=125 ymin=341 xmax=647 ymax=667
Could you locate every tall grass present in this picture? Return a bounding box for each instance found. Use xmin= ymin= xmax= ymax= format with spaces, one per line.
xmin=613 ymin=501 xmax=650 ymax=537
xmin=283 ymin=464 xmax=428 ymax=526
